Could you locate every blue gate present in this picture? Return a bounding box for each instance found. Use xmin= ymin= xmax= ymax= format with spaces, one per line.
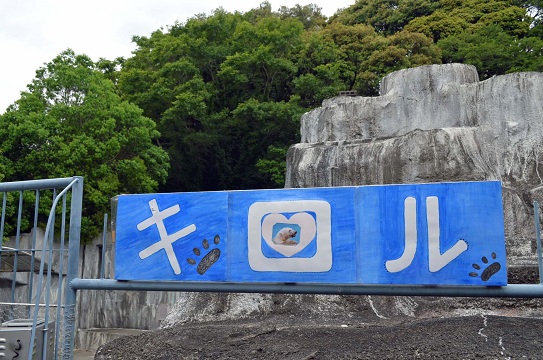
xmin=0 ymin=177 xmax=83 ymax=359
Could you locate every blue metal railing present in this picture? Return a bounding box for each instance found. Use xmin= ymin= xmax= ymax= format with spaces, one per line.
xmin=72 ymin=202 xmax=543 ymax=298
xmin=0 ymin=176 xmax=83 ymax=360
xmin=70 ymin=278 xmax=543 ymax=298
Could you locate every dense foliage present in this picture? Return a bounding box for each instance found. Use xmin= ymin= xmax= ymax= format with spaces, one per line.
xmin=1 ymin=0 xmax=541 ymax=240
xmin=0 ymin=50 xmax=169 ymax=239
xmin=332 ymin=0 xmax=543 ymax=78
xmin=116 ymin=2 xmax=441 ymax=194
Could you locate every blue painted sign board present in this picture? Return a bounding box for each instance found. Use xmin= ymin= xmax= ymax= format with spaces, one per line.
xmin=114 ymin=181 xmax=507 ymax=285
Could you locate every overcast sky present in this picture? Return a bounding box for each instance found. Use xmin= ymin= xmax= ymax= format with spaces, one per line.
xmin=0 ymin=0 xmax=354 ymax=113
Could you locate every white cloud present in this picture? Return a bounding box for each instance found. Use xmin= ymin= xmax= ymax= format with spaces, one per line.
xmin=0 ymin=0 xmax=353 ymax=113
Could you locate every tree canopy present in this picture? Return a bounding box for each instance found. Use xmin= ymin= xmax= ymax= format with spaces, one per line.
xmin=0 ymin=50 xmax=169 ymax=239
xmin=332 ymin=0 xmax=543 ymax=78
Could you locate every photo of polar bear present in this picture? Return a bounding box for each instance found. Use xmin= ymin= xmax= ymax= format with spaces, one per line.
xmin=272 ymin=227 xmax=298 ymax=246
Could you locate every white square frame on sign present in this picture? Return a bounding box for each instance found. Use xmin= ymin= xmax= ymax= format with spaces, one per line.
xmin=247 ymin=200 xmax=332 ymax=272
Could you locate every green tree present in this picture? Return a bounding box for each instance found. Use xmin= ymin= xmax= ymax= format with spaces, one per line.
xmin=321 ymin=23 xmax=385 ymax=93
xmin=119 ymin=8 xmax=309 ymax=191
xmin=0 ymin=49 xmax=169 ymax=240
xmin=256 ymin=145 xmax=290 ymax=186
xmin=278 ymin=3 xmax=328 ymax=29
xmin=333 ymin=0 xmax=532 ymax=40
xmin=118 ymin=10 xmax=250 ymax=191
xmin=398 ymin=0 xmax=529 ymax=42
xmin=220 ymin=99 xmax=305 ymax=189
xmin=0 ymin=150 xmax=10 ymax=182
xmin=118 ymin=30 xmax=202 ymax=122
xmin=331 ymin=0 xmax=440 ymax=35
xmin=243 ymin=1 xmax=328 ymax=30
xmin=438 ymin=24 xmax=543 ymax=78
xmin=218 ymin=16 xmax=304 ymax=104
xmin=332 ymin=0 xmax=539 ymax=81
xmin=318 ymin=23 xmax=440 ymax=95
xmin=157 ymin=76 xmax=229 ymax=191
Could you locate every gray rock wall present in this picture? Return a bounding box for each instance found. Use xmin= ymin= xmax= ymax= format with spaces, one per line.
xmin=287 ymin=63 xmax=543 ymax=267
xmin=299 ymin=64 xmax=543 ymax=146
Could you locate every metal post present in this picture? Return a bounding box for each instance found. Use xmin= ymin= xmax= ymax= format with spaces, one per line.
xmin=101 ymin=213 xmax=108 ymax=279
xmin=27 ymin=189 xmax=40 ymax=317
xmin=62 ymin=176 xmax=84 ymax=359
xmin=41 ymin=189 xmax=57 ymax=360
xmin=54 ymin=194 xmax=68 ymax=360
xmin=10 ymin=192 xmax=24 ymax=320
xmin=534 ymin=201 xmax=543 ymax=284
xmin=71 ymin=279 xmax=543 ymax=298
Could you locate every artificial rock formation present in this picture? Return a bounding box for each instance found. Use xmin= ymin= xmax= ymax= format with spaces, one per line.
xmin=161 ymin=64 xmax=543 ymax=330
xmin=286 ymin=63 xmax=543 ymax=267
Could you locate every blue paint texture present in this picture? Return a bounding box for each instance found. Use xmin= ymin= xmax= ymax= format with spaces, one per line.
xmin=358 ymin=181 xmax=506 ymax=285
xmin=228 ymin=187 xmax=357 ymax=283
xmin=114 ymin=181 xmax=507 ymax=285
xmin=115 ymin=192 xmax=228 ymax=281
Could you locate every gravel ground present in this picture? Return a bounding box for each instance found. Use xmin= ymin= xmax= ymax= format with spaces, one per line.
xmin=95 ymin=268 xmax=543 ymax=359
xmin=95 ymin=314 xmax=543 ymax=359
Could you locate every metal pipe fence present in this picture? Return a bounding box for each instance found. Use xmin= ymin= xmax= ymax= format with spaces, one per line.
xmin=0 ymin=177 xmax=83 ymax=359
xmin=70 ymin=279 xmax=543 ymax=298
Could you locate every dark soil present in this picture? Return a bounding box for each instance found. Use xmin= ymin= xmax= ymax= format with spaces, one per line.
xmin=95 ymin=315 xmax=543 ymax=359
xmin=95 ymin=267 xmax=543 ymax=359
